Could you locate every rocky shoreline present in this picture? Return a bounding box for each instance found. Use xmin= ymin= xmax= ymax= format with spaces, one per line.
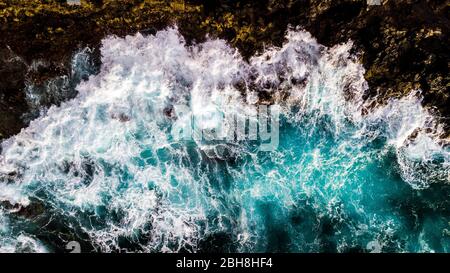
xmin=0 ymin=0 xmax=448 ymax=140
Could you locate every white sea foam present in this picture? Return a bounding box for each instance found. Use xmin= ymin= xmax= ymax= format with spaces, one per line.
xmin=0 ymin=27 xmax=448 ymax=252
xmin=23 ymin=48 xmax=96 ymax=122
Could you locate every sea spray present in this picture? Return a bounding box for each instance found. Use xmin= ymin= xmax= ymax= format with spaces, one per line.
xmin=23 ymin=48 xmax=98 ymax=123
xmin=0 ymin=27 xmax=449 ymax=253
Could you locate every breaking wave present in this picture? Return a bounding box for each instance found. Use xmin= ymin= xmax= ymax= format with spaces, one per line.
xmin=0 ymin=27 xmax=449 ymax=253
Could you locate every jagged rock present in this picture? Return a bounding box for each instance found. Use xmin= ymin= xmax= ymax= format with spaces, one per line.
xmin=0 ymin=45 xmax=28 ymax=138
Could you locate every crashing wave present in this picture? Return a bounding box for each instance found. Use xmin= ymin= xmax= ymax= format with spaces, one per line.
xmin=0 ymin=27 xmax=448 ymax=252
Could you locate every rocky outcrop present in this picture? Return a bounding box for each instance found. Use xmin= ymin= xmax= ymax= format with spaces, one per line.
xmin=0 ymin=0 xmax=448 ymax=139
xmin=0 ymin=45 xmax=28 ymax=139
xmin=306 ymin=0 xmax=449 ymax=131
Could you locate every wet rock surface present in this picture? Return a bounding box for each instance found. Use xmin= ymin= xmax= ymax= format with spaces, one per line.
xmin=0 ymin=0 xmax=448 ymax=139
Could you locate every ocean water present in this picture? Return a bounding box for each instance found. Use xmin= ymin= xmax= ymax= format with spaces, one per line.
xmin=0 ymin=28 xmax=449 ymax=253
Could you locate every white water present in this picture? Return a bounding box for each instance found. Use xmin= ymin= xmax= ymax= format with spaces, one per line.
xmin=0 ymin=27 xmax=448 ymax=252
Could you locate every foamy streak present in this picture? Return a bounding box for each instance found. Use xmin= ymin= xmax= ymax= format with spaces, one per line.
xmin=365 ymin=91 xmax=449 ymax=188
xmin=0 ymin=27 xmax=448 ymax=252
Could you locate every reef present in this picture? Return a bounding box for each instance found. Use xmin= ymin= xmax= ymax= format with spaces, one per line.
xmin=0 ymin=0 xmax=448 ymax=139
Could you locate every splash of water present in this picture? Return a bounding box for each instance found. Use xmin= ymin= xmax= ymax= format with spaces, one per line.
xmin=23 ymin=48 xmax=98 ymax=123
xmin=0 ymin=27 xmax=449 ymax=253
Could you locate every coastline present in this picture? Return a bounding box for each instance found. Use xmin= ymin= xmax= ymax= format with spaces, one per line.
xmin=0 ymin=0 xmax=448 ymax=139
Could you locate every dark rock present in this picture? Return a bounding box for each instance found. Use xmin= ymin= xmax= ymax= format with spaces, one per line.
xmin=0 ymin=199 xmax=45 ymax=219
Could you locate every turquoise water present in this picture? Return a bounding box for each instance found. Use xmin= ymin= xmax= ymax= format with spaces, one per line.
xmin=0 ymin=28 xmax=449 ymax=252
